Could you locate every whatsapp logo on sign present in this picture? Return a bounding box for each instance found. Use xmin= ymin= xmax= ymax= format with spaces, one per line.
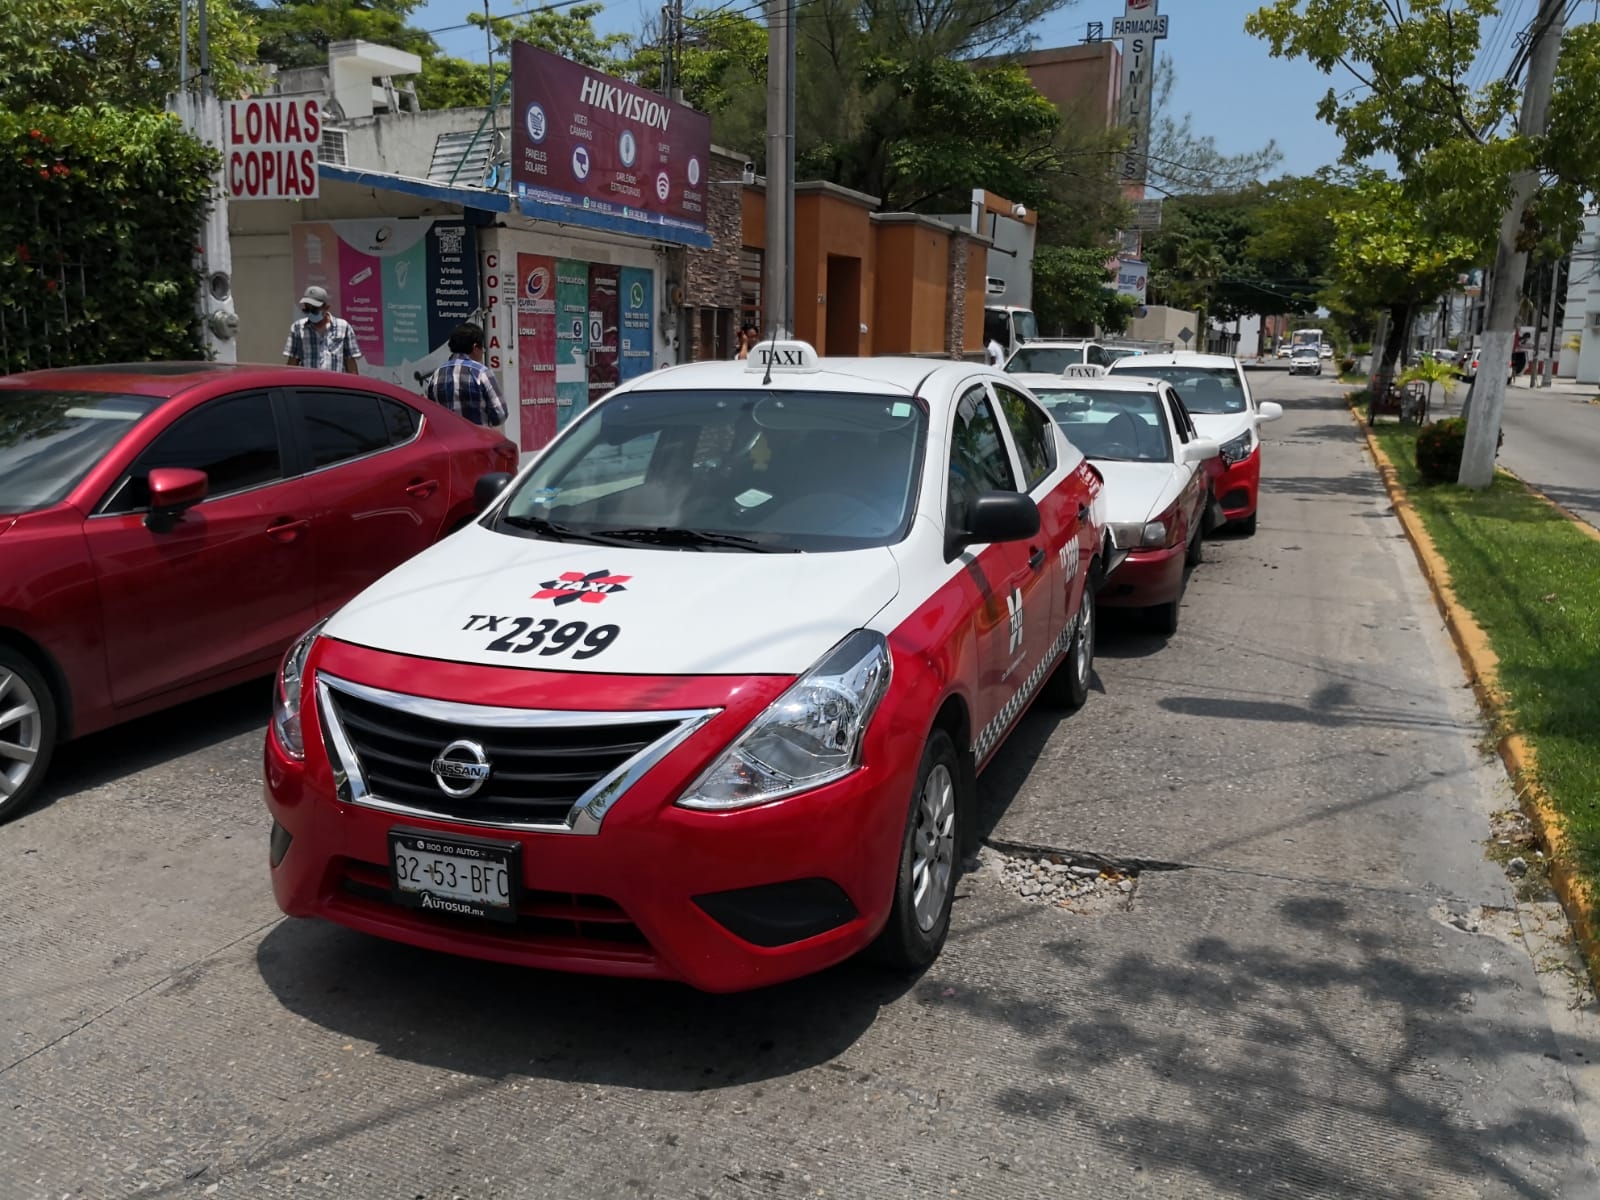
xmin=629 ymin=282 xmax=645 ymax=309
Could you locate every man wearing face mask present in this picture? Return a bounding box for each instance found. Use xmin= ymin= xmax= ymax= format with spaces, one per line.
xmin=283 ymin=285 xmax=362 ymax=374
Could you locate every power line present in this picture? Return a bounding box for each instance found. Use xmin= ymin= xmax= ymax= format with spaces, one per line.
xmin=425 ymin=0 xmax=594 ymax=37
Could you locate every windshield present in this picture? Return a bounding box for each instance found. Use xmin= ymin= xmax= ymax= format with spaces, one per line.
xmin=0 ymin=389 xmax=160 ymax=514
xmin=1032 ymin=388 xmax=1172 ymax=463
xmin=1012 ymin=310 xmax=1039 ymax=342
xmin=1111 ymin=365 xmax=1246 ymax=415
xmin=1008 ymin=346 xmax=1083 ymax=373
xmin=496 ymin=389 xmax=927 ymax=552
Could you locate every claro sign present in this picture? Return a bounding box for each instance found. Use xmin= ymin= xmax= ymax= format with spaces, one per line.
xmin=226 ymin=97 xmax=321 ymax=200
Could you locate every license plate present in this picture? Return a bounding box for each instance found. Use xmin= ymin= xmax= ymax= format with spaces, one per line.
xmin=388 ymin=829 xmax=520 ymax=924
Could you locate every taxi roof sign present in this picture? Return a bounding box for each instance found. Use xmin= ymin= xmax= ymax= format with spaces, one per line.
xmin=746 ymin=339 xmax=821 ymax=374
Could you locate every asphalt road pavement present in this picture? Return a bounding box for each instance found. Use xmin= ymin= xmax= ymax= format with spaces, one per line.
xmin=3 ymin=371 xmax=1598 ymax=1198
xmin=1492 ymin=382 xmax=1600 ymax=531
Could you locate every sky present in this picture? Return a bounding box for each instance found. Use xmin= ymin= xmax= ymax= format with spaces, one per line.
xmin=411 ymin=0 xmax=1536 ymax=182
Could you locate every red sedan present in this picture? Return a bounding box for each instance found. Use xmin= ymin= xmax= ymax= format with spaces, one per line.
xmin=0 ymin=363 xmax=517 ymax=820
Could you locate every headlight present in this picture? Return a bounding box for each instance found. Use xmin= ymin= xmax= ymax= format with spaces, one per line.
xmin=1108 ymin=520 xmax=1167 ymax=549
xmin=1219 ymin=431 xmax=1253 ymax=466
xmin=677 ymin=630 xmax=892 ymax=811
xmin=272 ymin=619 xmax=328 ymax=760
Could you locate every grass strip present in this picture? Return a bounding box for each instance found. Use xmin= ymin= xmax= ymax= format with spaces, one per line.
xmin=1368 ymin=419 xmax=1600 ymax=890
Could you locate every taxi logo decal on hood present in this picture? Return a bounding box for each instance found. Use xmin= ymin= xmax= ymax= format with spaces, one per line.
xmin=533 ymin=569 xmax=632 ymax=605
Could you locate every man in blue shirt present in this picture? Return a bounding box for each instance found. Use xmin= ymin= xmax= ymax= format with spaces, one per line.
xmin=424 ymin=323 xmax=508 ymax=428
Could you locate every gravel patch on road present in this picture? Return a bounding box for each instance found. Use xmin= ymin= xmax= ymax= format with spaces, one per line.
xmin=976 ymin=845 xmax=1137 ymax=913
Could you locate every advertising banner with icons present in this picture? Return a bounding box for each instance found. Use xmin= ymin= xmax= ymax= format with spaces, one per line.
xmin=509 ymin=41 xmax=712 ymax=248
xmin=515 ymin=253 xmax=559 ymax=450
xmin=618 ymin=268 xmax=654 ymax=382
xmin=290 ymin=218 xmax=479 ymax=385
xmin=587 ymin=265 xmax=621 ymax=406
xmin=555 ymin=259 xmax=590 ymax=433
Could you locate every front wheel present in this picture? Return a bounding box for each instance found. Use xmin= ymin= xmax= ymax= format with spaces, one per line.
xmin=1234 ymin=510 xmax=1259 ymax=537
xmin=0 ymin=647 xmax=58 ymax=824
xmin=1043 ymin=584 xmax=1095 ymax=709
xmin=873 ymin=729 xmax=963 ymax=970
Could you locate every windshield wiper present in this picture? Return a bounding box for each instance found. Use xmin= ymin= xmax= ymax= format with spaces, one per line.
xmin=498 ymin=514 xmax=642 ymax=548
xmin=587 ymin=526 xmax=791 ymax=553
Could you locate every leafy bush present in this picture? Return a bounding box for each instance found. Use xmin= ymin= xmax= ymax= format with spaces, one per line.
xmin=1 ymin=107 xmax=217 ymax=373
xmin=1340 ymin=356 xmax=1357 ymax=375
xmin=1416 ymin=417 xmax=1468 ymax=483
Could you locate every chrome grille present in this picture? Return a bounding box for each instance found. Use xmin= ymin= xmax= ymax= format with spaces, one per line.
xmin=316 ymin=674 xmax=718 ymax=834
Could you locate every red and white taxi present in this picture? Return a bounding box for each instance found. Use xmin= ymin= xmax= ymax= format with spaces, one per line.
xmin=1016 ymin=373 xmax=1219 ymax=634
xmin=265 ymin=343 xmax=1108 ymax=991
xmin=1107 ymin=353 xmax=1282 ymax=535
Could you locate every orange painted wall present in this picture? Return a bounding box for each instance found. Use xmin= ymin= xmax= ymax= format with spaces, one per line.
xmin=872 ymin=223 xmax=952 ymax=354
xmin=795 ymin=191 xmax=876 ymax=355
xmin=742 ymin=186 xmax=766 ymax=249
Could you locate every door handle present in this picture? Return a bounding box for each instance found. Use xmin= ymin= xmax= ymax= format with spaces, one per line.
xmin=1028 ymin=546 xmax=1045 ymax=572
xmin=1077 ymin=503 xmax=1090 ymax=524
xmin=405 ymin=478 xmax=440 ymax=499
xmin=266 ymin=517 xmax=310 ymax=543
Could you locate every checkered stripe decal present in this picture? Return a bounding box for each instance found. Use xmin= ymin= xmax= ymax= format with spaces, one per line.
xmin=972 ymin=614 xmax=1079 ymax=762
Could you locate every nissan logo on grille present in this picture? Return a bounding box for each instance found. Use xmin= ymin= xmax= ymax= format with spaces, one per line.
xmin=430 ymin=739 xmax=492 ymax=798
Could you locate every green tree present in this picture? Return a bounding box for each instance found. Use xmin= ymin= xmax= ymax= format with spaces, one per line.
xmin=477 ymin=3 xmax=629 ymax=72
xmin=0 ymin=108 xmax=218 ymax=370
xmin=0 ymin=0 xmax=260 ymax=109
xmin=1032 ymin=245 xmax=1136 ymax=336
xmin=1327 ymin=174 xmax=1480 ymax=377
xmin=250 ymin=0 xmax=434 ymax=71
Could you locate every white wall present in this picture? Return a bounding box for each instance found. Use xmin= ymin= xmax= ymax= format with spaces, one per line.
xmin=1559 ymin=212 xmax=1599 ymax=383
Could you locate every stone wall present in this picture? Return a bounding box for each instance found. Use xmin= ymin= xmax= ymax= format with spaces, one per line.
xmin=683 ymin=149 xmax=748 ymax=359
xmin=945 ymin=232 xmax=971 ymax=358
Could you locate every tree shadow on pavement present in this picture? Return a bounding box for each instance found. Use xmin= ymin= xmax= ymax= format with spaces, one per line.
xmin=255 ymin=918 xmax=913 ymax=1092
xmin=916 ymin=889 xmax=1600 ymax=1198
xmin=1156 ymin=678 xmax=1476 ymax=735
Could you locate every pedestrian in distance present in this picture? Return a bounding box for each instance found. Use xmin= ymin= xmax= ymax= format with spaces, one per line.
xmin=283 ymin=285 xmax=362 ymax=374
xmin=987 ymin=336 xmax=1005 ymax=367
xmin=735 ymin=319 xmax=761 ymax=360
xmin=423 ymin=322 xmax=508 ymax=427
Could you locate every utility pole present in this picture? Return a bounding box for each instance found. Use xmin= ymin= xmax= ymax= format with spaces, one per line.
xmin=762 ymin=0 xmax=795 ymax=337
xmin=170 ymin=0 xmax=238 ymax=363
xmin=1459 ymin=0 xmax=1564 ymax=487
xmin=660 ymin=3 xmax=674 ymax=98
xmin=484 ymin=0 xmax=495 ymax=114
xmin=1542 ymin=255 xmax=1564 ymax=386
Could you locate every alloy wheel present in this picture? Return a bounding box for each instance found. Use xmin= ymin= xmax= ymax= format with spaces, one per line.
xmin=1074 ymin=592 xmax=1095 ymax=690
xmin=910 ymin=763 xmax=956 ymax=932
xmin=0 ymin=667 xmax=43 ymax=803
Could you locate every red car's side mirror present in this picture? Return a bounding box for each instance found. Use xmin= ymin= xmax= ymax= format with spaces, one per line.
xmin=145 ymin=467 xmax=209 ymax=532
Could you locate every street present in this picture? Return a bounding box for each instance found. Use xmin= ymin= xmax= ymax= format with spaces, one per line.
xmin=4 ymin=371 xmax=1598 ymax=1199
xmin=1495 ymin=382 xmax=1600 ymax=531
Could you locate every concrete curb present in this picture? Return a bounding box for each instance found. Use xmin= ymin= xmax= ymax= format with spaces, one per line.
xmin=1349 ymin=403 xmax=1600 ymax=988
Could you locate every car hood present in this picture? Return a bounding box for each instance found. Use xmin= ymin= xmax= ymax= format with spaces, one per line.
xmin=1190 ymin=411 xmax=1255 ymax=444
xmin=322 ymin=523 xmax=903 ymax=677
xmin=1091 ymin=461 xmax=1185 ymax=525
xmin=0 ymin=516 xmax=16 ymax=538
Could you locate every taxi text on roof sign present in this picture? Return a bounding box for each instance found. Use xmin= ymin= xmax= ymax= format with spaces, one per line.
xmin=746 ymin=340 xmax=822 ymax=373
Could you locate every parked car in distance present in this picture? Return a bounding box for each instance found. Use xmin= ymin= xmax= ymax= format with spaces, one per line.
xmin=1016 ymin=373 xmax=1218 ymax=634
xmin=1290 ymin=346 xmax=1323 ymax=376
xmin=1106 ymin=353 xmax=1283 ymax=536
xmin=1319 ymin=343 xmax=1334 ymax=360
xmin=265 ymin=342 xmax=1111 ymax=992
xmin=0 ymin=363 xmax=519 ymax=820
xmin=1005 ymin=339 xmax=1113 ymax=374
xmin=1276 ymin=344 xmax=1293 ymax=359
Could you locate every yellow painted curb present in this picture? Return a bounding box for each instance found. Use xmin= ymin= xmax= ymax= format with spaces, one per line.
xmin=1349 ymin=401 xmax=1600 ymax=987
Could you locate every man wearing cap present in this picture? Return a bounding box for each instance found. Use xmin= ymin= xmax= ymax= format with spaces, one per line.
xmin=284 ymin=286 xmax=362 ymax=374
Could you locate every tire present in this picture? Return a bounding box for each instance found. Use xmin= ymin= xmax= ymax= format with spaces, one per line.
xmin=0 ymin=646 xmax=58 ymax=824
xmin=1234 ymin=510 xmax=1259 ymax=537
xmin=873 ymin=728 xmax=963 ymax=970
xmin=1148 ymin=598 xmax=1180 ymax=636
xmin=1042 ymin=583 xmax=1095 ymax=709
xmin=1185 ymin=524 xmax=1204 ymax=567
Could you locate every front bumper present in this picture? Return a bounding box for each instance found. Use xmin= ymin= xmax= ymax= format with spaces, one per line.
xmin=1213 ymin=446 xmax=1262 ymax=523
xmin=264 ymin=639 xmax=924 ymax=993
xmin=1098 ymin=541 xmax=1186 ymax=608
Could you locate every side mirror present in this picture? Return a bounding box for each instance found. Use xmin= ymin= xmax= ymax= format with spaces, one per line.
xmin=473 ymin=472 xmax=514 ymax=513
xmin=144 ymin=467 xmax=208 ymax=531
xmin=1182 ymin=438 xmax=1220 ymax=464
xmin=1256 ymin=401 xmax=1284 ymax=423
xmin=949 ymin=491 xmax=1040 ymax=558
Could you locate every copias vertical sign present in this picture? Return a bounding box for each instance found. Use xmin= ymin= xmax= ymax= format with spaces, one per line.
xmin=226 ymin=97 xmax=321 ymax=200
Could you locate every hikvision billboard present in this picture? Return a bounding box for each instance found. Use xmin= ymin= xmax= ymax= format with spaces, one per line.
xmin=509 ymin=42 xmax=711 ymax=238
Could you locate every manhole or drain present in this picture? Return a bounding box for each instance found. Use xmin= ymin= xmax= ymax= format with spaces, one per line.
xmin=980 ymin=845 xmax=1136 ymax=913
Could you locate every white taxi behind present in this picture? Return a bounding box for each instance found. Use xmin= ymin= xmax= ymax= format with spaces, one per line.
xmin=264 ymin=342 xmax=1109 ymax=992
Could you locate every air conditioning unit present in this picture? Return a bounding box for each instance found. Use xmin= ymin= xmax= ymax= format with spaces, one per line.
xmin=317 ymin=128 xmax=348 ymax=167
xmin=985 ymin=276 xmax=1006 ymax=296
